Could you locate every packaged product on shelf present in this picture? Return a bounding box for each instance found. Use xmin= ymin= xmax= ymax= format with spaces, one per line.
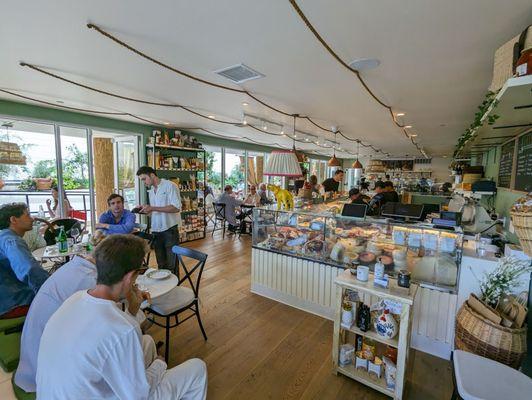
xmin=383 ymin=357 xmax=397 ymax=390
xmin=339 ymin=344 xmax=355 ymax=366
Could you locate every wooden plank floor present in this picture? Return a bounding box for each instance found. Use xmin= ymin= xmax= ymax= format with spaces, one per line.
xmin=147 ymin=233 xmax=453 ymax=400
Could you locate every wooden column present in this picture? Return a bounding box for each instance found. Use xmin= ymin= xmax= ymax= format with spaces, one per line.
xmin=93 ymin=138 xmax=115 ymax=216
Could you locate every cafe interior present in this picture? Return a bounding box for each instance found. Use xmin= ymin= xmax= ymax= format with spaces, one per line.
xmin=0 ymin=1 xmax=531 ymax=399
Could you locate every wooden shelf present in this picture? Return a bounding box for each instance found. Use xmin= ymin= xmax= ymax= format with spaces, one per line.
xmin=337 ymin=364 xmax=393 ymax=398
xmin=461 ymin=75 xmax=532 ymax=156
xmin=181 ymin=208 xmax=201 ymax=214
xmin=156 ymin=168 xmax=202 ymax=172
xmin=146 ymin=143 xmax=204 ymax=152
xmin=342 ymin=324 xmax=399 ymax=348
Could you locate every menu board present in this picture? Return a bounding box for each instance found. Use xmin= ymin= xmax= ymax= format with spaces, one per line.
xmin=498 ymin=140 xmax=515 ymax=188
xmin=515 ymin=132 xmax=532 ymax=192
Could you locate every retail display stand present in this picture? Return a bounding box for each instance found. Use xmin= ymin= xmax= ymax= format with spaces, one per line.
xmin=332 ymin=270 xmax=417 ymax=400
xmin=146 ymin=138 xmax=206 ymax=243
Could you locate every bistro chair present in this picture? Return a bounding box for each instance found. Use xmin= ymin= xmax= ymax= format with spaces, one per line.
xmin=212 ymin=203 xmax=227 ymax=239
xmin=451 ymin=350 xmax=532 ymax=400
xmin=42 ymin=218 xmax=85 ymax=246
xmin=238 ymin=205 xmax=254 ymax=238
xmin=0 ymin=316 xmax=25 ymax=373
xmin=132 ymin=227 xmax=155 ymax=268
xmin=145 ymin=246 xmax=208 ymax=363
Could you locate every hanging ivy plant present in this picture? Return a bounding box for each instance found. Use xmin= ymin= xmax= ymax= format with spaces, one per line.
xmin=453 ymin=91 xmax=500 ymax=158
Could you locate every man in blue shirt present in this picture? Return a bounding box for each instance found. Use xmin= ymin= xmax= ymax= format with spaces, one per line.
xmin=0 ymin=203 xmax=49 ymax=318
xmin=95 ymin=194 xmax=136 ymax=236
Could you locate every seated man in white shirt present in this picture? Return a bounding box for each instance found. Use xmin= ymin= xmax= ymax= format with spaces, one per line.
xmin=216 ymin=185 xmax=243 ymax=233
xmin=136 ymin=166 xmax=182 ymax=270
xmin=14 ymin=241 xmax=152 ymax=393
xmin=36 ymin=234 xmax=207 ymax=400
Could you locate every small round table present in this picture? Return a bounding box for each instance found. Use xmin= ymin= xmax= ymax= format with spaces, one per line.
xmin=136 ymin=268 xmax=179 ymax=307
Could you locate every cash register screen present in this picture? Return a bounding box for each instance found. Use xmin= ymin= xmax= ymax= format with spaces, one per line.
xmin=341 ymin=203 xmax=367 ymax=218
xmin=381 ymin=202 xmax=424 ymax=220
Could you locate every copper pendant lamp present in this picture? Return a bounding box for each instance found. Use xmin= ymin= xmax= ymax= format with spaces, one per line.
xmin=352 ymin=140 xmax=363 ymax=169
xmin=327 ymin=131 xmax=341 ymax=167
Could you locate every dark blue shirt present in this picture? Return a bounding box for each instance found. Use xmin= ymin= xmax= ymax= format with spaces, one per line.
xmin=0 ymin=229 xmax=49 ymax=315
xmin=98 ymin=209 xmax=136 ymax=235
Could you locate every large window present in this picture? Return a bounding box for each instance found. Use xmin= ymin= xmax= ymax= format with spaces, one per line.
xmin=0 ymin=120 xmax=57 ymax=216
xmin=225 ymin=148 xmax=245 ymax=195
xmin=204 ymin=145 xmax=222 ymax=197
xmin=247 ymin=151 xmax=265 ymax=188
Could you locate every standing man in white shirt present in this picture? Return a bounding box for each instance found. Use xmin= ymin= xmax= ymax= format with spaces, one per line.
xmin=136 ymin=166 xmax=181 ymax=270
xmin=36 ymin=234 xmax=207 ymax=400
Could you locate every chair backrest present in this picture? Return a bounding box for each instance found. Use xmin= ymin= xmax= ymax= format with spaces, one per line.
xmin=172 ymin=245 xmax=208 ymax=298
xmin=214 ymin=203 xmax=226 ymax=220
xmin=133 ymin=230 xmax=155 ymax=268
xmin=205 ymin=193 xmax=215 ymax=208
xmin=43 ymin=218 xmax=85 ymax=245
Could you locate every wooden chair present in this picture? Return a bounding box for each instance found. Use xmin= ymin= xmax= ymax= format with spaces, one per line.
xmin=132 ymin=229 xmax=155 ymax=268
xmin=145 ymin=246 xmax=208 ymax=363
xmin=212 ymin=203 xmax=227 ymax=239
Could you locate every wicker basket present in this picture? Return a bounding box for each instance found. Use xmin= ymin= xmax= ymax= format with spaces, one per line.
xmin=510 ymin=211 xmax=532 ymax=256
xmin=455 ymin=302 xmax=527 ymax=368
xmin=489 ymin=33 xmax=520 ymax=92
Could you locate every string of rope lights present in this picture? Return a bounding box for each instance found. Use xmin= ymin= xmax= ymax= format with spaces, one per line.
xmin=287 ymin=0 xmax=426 ymax=157
xmin=85 ymin=22 xmax=415 ymax=155
xmin=19 ymin=62 xmax=392 ymax=156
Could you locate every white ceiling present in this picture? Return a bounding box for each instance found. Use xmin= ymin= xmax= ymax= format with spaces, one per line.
xmin=1 ymin=0 xmax=531 ymax=158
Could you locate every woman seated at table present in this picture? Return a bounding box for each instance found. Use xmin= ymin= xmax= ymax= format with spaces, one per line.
xmin=45 ymin=186 xmax=73 ymax=219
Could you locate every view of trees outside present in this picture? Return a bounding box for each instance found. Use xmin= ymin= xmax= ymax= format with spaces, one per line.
xmin=205 ymin=149 xmax=222 ymax=195
xmin=225 ymin=150 xmax=245 ymax=194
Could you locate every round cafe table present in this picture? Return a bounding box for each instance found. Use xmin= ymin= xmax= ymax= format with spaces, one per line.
xmin=136 ymin=268 xmax=178 ymax=307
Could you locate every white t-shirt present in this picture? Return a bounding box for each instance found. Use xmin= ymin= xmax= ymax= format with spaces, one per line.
xmin=148 ymin=179 xmax=182 ymax=232
xmin=37 ymin=290 xmax=166 ymax=399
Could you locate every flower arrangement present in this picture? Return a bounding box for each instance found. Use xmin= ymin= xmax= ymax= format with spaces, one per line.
xmin=476 ymin=257 xmax=532 ymax=308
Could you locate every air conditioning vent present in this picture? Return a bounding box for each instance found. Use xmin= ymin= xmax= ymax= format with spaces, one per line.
xmin=214 ymin=64 xmax=264 ymax=84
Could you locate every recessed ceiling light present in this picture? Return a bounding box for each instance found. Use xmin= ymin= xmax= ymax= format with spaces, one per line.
xmin=242 ymin=102 xmax=249 ymax=106
xmin=242 ymin=120 xmax=247 ymax=125
xmin=348 ymin=58 xmax=381 ymax=71
xmin=164 ymin=122 xmax=170 ymax=125
xmin=294 ymin=134 xmax=297 ymax=138
xmin=396 ymin=112 xmax=405 ymax=117
xmin=208 ymin=115 xmax=215 ymax=119
xmin=404 ymin=125 xmax=412 ymax=129
xmin=305 ymin=138 xmax=309 ymax=142
xmin=443 ymin=155 xmax=448 ymax=158
xmin=410 ymin=133 xmax=418 ymax=137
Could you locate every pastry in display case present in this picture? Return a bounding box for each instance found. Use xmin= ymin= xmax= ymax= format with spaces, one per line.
xmin=253 ymin=205 xmax=463 ymax=291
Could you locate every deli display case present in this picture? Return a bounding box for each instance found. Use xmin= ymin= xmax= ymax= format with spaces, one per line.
xmin=252 ymin=205 xmax=463 ymax=292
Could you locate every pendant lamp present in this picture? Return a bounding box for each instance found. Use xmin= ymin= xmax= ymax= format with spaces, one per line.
xmin=0 ymin=122 xmax=26 ymax=166
xmin=263 ymin=150 xmax=302 ymax=177
xmin=327 ymin=131 xmax=341 ymax=167
xmin=291 ymin=115 xmax=306 ymax=163
xmin=352 ymin=140 xmax=363 ymax=169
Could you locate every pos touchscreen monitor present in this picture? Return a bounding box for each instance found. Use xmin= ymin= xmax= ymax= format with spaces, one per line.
xmin=341 ymin=203 xmax=367 ymax=219
xmin=381 ymin=202 xmax=424 ymax=221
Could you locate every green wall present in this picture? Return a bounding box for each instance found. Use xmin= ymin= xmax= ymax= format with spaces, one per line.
xmin=0 ymin=99 xmax=328 ymax=159
xmin=474 ymin=145 xmax=524 ymax=244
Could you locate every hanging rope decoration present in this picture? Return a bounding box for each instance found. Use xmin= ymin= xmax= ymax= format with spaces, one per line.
xmin=84 ymin=23 xmax=396 ymax=155
xmin=287 ymin=0 xmax=426 ymax=156
xmin=19 ymin=61 xmax=391 ymax=156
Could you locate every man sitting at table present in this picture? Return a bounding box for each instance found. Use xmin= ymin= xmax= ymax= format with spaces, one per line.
xmin=257 ymin=183 xmax=272 ymax=205
xmin=36 ymin=234 xmax=207 ymax=399
xmin=0 ymin=203 xmax=49 ymax=319
xmin=95 ymin=193 xmax=136 ymax=236
xmin=216 ymin=185 xmax=243 ymax=233
xmin=15 ymin=237 xmax=152 ymax=393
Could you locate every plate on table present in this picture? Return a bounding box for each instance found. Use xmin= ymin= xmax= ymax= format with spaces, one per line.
xmin=146 ymin=269 xmax=172 ymax=280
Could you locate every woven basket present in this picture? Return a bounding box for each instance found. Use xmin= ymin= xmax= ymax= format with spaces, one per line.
xmin=34 ymin=178 xmax=53 ymax=191
xmin=489 ymin=33 xmax=520 ymax=92
xmin=510 ymin=211 xmax=532 ymax=256
xmin=455 ymin=302 xmax=527 ymax=368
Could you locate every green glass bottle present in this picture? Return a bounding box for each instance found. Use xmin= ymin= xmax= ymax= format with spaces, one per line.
xmin=57 ymin=226 xmax=68 ymax=253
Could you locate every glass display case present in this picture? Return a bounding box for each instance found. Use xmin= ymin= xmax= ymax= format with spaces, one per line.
xmin=252 ymin=205 xmax=463 ymax=292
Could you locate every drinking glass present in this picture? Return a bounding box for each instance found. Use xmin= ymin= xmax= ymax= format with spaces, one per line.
xmin=70 ymin=227 xmax=80 ymax=243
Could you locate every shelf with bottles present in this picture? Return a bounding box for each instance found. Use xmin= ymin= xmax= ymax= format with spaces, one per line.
xmin=147 ymin=150 xmax=205 ymax=172
xmin=147 ymin=129 xmax=203 ymax=151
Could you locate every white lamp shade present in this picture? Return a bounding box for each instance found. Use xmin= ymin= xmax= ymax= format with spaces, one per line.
xmin=264 ymin=150 xmax=302 ymax=177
